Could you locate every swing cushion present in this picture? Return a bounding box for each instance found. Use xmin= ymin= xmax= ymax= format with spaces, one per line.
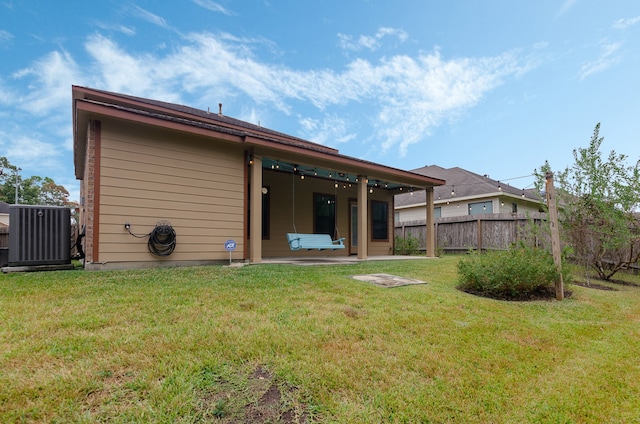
xmin=287 ymin=233 xmax=346 ymax=251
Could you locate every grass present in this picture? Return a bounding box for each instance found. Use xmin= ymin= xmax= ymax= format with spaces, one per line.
xmin=1 ymin=256 xmax=639 ymax=423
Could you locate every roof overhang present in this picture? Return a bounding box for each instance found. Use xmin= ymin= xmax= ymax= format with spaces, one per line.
xmin=72 ymin=85 xmax=445 ymax=190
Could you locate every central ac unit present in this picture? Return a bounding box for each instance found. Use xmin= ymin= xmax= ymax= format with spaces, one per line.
xmin=8 ymin=205 xmax=71 ymax=266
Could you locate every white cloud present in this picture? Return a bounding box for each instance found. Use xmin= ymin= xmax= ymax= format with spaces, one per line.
xmin=12 ymin=50 xmax=83 ymax=115
xmin=579 ymin=41 xmax=621 ymax=81
xmin=131 ymin=5 xmax=172 ymax=30
xmin=3 ymin=133 xmax=61 ymax=166
xmin=298 ymin=115 xmax=357 ymax=146
xmin=7 ymin=29 xmax=528 ymax=176
xmin=0 ymin=77 xmax=15 ymax=104
xmin=556 ymin=0 xmax=578 ymax=18
xmin=338 ymin=27 xmax=409 ymax=52
xmin=192 ymin=0 xmax=234 ymax=16
xmin=613 ymin=16 xmax=640 ymax=30
xmin=82 ymin=32 xmax=526 ymax=155
xmin=0 ymin=29 xmax=13 ymax=45
xmin=94 ymin=21 xmax=136 ymax=36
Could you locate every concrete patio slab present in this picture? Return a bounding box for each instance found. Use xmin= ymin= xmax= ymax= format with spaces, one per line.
xmin=259 ymin=255 xmax=432 ymax=266
xmin=351 ymin=273 xmax=428 ymax=288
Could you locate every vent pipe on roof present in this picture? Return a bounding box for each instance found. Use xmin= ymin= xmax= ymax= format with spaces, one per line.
xmin=218 ymin=103 xmax=223 ymax=116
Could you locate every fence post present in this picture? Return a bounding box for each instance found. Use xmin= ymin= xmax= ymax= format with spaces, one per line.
xmin=546 ymin=171 xmax=564 ymax=301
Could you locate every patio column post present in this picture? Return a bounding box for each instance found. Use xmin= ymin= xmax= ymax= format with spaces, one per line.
xmin=250 ymin=154 xmax=263 ymax=263
xmin=425 ymin=186 xmax=435 ymax=257
xmin=357 ymin=175 xmax=368 ymax=260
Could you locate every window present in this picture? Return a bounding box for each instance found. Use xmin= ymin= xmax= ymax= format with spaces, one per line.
xmin=371 ymin=200 xmax=389 ymax=241
xmin=468 ymin=201 xmax=493 ymax=215
xmin=511 ymin=203 xmax=518 ymax=213
xmin=434 ymin=207 xmax=442 ymax=219
xmin=314 ymin=193 xmax=336 ymax=236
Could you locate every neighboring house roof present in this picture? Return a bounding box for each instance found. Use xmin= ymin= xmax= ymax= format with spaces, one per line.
xmin=72 ymin=86 xmax=445 ymax=190
xmin=396 ymin=165 xmax=541 ymax=208
xmin=0 ymin=201 xmax=10 ymax=214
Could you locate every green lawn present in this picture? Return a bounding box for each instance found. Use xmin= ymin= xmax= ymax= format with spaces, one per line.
xmin=1 ymin=256 xmax=639 ymax=423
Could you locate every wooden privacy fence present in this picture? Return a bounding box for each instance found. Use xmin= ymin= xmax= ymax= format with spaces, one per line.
xmin=395 ymin=212 xmax=547 ymax=253
xmin=0 ymin=226 xmax=8 ymax=248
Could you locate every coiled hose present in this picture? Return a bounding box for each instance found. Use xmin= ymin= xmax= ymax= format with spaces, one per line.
xmin=148 ymin=221 xmax=177 ymax=256
xmin=126 ymin=220 xmax=177 ymax=257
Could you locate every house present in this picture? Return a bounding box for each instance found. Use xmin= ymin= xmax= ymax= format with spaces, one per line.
xmin=72 ymin=86 xmax=445 ymax=270
xmin=395 ymin=165 xmax=543 ymax=224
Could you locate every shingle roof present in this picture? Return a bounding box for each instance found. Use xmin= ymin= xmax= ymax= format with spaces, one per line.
xmin=73 ymin=86 xmax=445 ymax=189
xmin=76 ymin=86 xmax=339 ymax=155
xmin=395 ymin=165 xmax=541 ymax=207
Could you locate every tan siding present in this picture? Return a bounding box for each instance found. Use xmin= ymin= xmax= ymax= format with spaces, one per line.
xmin=398 ymin=207 xmax=426 ymax=223
xmin=97 ymin=119 xmax=245 ymax=264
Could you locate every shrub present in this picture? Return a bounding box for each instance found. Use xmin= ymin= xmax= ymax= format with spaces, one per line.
xmin=457 ymin=246 xmax=571 ymax=300
xmin=394 ymin=234 xmax=421 ymax=255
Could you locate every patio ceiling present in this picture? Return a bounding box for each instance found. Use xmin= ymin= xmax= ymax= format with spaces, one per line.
xmin=261 ymin=158 xmax=418 ymax=193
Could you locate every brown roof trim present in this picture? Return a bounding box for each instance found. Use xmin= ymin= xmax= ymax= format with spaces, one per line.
xmin=72 ymin=85 xmax=338 ymax=154
xmin=72 ymin=86 xmax=445 ymax=188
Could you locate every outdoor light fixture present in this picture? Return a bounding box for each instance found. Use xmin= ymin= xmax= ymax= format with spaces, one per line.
xmin=451 ymin=185 xmax=455 ymax=196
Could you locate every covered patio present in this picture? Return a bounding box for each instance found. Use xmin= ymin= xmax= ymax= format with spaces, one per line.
xmin=247 ymin=153 xmax=444 ymax=263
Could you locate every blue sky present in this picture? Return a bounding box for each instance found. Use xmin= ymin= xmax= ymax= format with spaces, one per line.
xmin=1 ymin=0 xmax=639 ymax=201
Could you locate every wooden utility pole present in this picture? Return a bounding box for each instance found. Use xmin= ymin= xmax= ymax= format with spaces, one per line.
xmin=545 ymin=171 xmax=564 ymax=300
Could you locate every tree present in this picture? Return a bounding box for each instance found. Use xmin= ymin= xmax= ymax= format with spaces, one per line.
xmin=538 ymin=124 xmax=640 ymax=281
xmin=0 ymin=157 xmax=72 ymax=206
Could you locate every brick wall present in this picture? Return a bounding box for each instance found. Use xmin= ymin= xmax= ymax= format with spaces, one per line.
xmin=82 ymin=120 xmax=97 ymax=263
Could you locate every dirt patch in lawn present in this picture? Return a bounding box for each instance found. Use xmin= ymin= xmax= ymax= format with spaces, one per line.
xmin=196 ymin=365 xmax=310 ymax=423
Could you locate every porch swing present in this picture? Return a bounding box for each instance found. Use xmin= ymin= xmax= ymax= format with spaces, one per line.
xmin=286 ymin=167 xmax=345 ymax=251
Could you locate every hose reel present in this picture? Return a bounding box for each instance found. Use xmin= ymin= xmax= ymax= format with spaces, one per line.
xmin=125 ymin=220 xmax=177 ymax=257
